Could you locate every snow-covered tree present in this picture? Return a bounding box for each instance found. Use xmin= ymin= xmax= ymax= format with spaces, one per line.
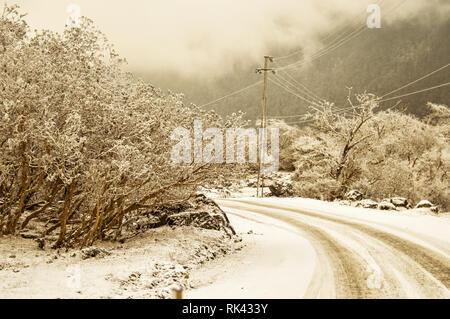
xmin=0 ymin=5 xmax=247 ymax=246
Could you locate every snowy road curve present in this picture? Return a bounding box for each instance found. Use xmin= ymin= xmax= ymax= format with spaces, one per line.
xmin=214 ymin=198 xmax=450 ymax=299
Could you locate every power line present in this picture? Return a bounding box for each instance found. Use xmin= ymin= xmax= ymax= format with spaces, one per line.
xmin=198 ymin=80 xmax=262 ymax=108
xmin=197 ymin=61 xmax=326 ymax=110
xmin=196 ymin=0 xmax=408 ymax=110
xmin=381 ymin=63 xmax=450 ymax=98
xmin=276 ymin=16 xmax=369 ymax=70
xmin=272 ymin=72 xmax=324 ymax=104
xmin=269 ymin=77 xmax=322 ymax=107
xmin=379 ymin=82 xmax=450 ymax=102
xmin=270 ymin=103 xmax=357 ymax=120
xmin=283 ymin=104 xmax=375 ymax=125
xmin=321 ymin=0 xmax=386 ymax=44
xmin=283 ymin=81 xmax=450 ymax=125
xmin=278 ymin=26 xmax=367 ymax=71
xmin=273 ymin=63 xmax=325 ymax=102
xmin=270 ymin=58 xmax=448 ymax=121
xmin=266 ymin=0 xmax=411 ymax=120
xmin=268 ymin=114 xmax=310 ymax=119
xmin=198 ymin=15 xmax=358 ymax=109
xmin=276 ymin=0 xmax=407 ymax=72
xmin=275 ymin=0 xmax=386 ymax=62
xmin=275 ymin=74 xmax=322 ymax=103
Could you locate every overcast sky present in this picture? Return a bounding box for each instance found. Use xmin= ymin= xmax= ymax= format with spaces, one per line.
xmin=6 ymin=0 xmax=448 ymax=78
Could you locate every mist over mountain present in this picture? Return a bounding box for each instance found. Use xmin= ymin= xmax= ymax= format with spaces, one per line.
xmin=10 ymin=0 xmax=449 ymax=120
xmin=136 ymin=4 xmax=450 ymax=121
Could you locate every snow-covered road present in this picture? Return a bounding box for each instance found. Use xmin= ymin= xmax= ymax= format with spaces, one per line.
xmin=186 ymin=198 xmax=450 ymax=299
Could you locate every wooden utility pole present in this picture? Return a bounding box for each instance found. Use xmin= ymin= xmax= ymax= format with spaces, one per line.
xmin=256 ymin=56 xmax=274 ymax=198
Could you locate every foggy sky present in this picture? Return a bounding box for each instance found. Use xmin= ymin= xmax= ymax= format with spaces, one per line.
xmin=5 ymin=0 xmax=449 ymax=78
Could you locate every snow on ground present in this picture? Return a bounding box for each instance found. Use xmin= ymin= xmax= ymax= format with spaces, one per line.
xmin=185 ymin=211 xmax=316 ymax=299
xmin=246 ymin=197 xmax=450 ymax=256
xmin=186 ymin=196 xmax=450 ymax=299
xmin=2 ymin=193 xmax=448 ymax=299
xmin=0 ymin=226 xmax=241 ymax=299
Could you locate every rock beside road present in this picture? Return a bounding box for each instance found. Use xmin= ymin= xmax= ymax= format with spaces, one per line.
xmin=81 ymin=247 xmax=111 ymax=260
xmin=388 ymin=197 xmax=411 ymax=209
xmin=167 ymin=211 xmax=234 ymax=237
xmin=345 ymin=190 xmax=364 ymax=201
xmin=121 ymin=194 xmax=236 ymax=239
xmin=378 ymin=201 xmax=397 ymax=211
xmin=415 ymin=200 xmax=433 ymax=209
xmin=264 ymin=173 xmax=294 ymax=197
xmin=337 ymin=192 xmax=439 ymax=214
xmin=268 ymin=180 xmax=294 ymax=197
xmin=356 ymin=199 xmax=378 ymax=209
xmin=247 ymin=178 xmax=257 ymax=187
xmin=415 ymin=200 xmax=439 ymax=213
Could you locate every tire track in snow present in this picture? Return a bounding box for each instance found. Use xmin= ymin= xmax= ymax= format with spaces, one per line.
xmin=229 ymin=200 xmax=450 ymax=288
xmin=220 ymin=201 xmax=376 ymax=298
xmin=219 ymin=199 xmax=450 ymax=298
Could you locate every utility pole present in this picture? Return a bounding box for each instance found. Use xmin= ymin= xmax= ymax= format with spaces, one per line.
xmin=256 ymin=56 xmax=274 ymax=198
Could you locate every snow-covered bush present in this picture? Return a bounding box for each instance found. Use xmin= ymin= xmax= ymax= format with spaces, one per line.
xmin=290 ymin=93 xmax=449 ymax=211
xmin=267 ymin=119 xmax=301 ymax=171
xmin=0 ymin=5 xmax=247 ymax=246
